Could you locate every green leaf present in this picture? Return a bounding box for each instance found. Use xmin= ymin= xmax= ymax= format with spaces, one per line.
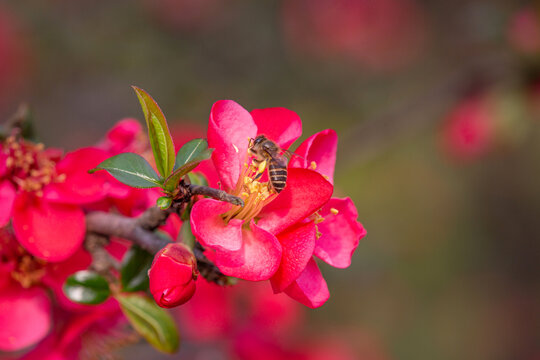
xmin=173 ymin=139 xmax=209 ymax=170
xmin=116 ymin=293 xmax=180 ymax=354
xmin=132 ymin=86 xmax=176 ymax=178
xmin=120 ymin=245 xmax=154 ymax=293
xmin=187 ymin=172 xmax=208 ymax=187
xmin=90 ymin=153 xmax=162 ymax=188
xmin=63 ymin=270 xmax=111 ymax=305
xmin=162 ymin=140 xmax=213 ymax=192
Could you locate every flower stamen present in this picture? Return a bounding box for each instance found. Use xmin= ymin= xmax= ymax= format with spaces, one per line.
xmin=221 ymin=149 xmax=277 ymax=223
xmin=2 ymin=136 xmax=65 ymax=195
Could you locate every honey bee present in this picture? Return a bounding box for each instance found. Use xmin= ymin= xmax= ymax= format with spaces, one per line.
xmin=248 ymin=135 xmax=290 ymax=193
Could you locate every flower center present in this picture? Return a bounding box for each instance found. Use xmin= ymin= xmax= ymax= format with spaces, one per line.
xmin=2 ymin=136 xmax=65 ymax=196
xmin=221 ymin=154 xmax=277 ymax=224
xmin=0 ymin=230 xmax=46 ymax=288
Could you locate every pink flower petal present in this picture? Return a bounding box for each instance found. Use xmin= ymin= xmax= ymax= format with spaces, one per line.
xmin=315 ymin=197 xmax=366 ymax=268
xmin=208 ymin=100 xmax=257 ymax=191
xmin=0 ymin=180 xmax=15 ymax=227
xmin=149 ymin=243 xmax=198 ymax=308
xmin=247 ymin=281 xmax=305 ymax=337
xmin=271 ymin=221 xmax=316 ymax=292
xmin=284 ymin=258 xmax=329 ymax=308
xmin=191 ymin=198 xmax=244 ymax=252
xmin=20 ymin=303 xmax=123 ymax=360
xmin=44 ymin=147 xmax=109 ymax=204
xmin=100 ymin=118 xmax=143 ymax=154
xmin=290 ymin=129 xmax=337 ymax=184
xmin=214 ymin=220 xmax=282 ymax=281
xmin=176 ymin=278 xmax=234 ymax=342
xmin=12 ymin=194 xmax=85 ymax=262
xmin=250 ymin=107 xmax=302 ymax=149
xmin=0 ymin=285 xmax=51 ymax=351
xmin=258 ymin=168 xmax=333 ymax=235
xmin=42 ymin=249 xmax=93 ymax=311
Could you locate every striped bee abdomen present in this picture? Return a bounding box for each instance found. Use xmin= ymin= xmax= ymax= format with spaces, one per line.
xmin=268 ymin=159 xmax=288 ymax=193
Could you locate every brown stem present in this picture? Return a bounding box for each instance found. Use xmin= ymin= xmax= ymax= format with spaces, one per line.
xmin=85 ymin=183 xmax=241 ymax=284
xmin=188 ymin=184 xmax=244 ymax=206
xmin=193 ymin=243 xmax=230 ymax=286
xmin=84 ymin=233 xmax=120 ymax=280
xmin=86 ymin=211 xmax=169 ymax=254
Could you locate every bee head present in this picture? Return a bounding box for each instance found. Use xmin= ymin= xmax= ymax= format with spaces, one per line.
xmin=253 ymin=135 xmax=267 ymax=145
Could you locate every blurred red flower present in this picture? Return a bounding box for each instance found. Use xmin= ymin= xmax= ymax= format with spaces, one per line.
xmin=0 ymin=137 xmax=110 ymax=261
xmin=0 ymin=228 xmax=93 ymax=352
xmin=508 ymin=7 xmax=540 ymax=55
xmin=281 ymin=0 xmax=427 ymax=72
xmin=142 ymin=0 xmax=226 ymax=33
xmin=440 ymin=95 xmax=496 ymax=162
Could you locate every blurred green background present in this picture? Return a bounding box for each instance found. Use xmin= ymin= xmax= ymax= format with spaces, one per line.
xmin=1 ymin=0 xmax=540 ymax=359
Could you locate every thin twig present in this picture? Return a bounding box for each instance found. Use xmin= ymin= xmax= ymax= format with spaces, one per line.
xmin=188 ymin=184 xmax=244 ymax=206
xmin=85 ymin=184 xmax=237 ymax=284
xmin=84 ymin=233 xmax=120 ymax=280
xmin=86 ymin=211 xmax=169 ymax=254
xmin=193 ymin=243 xmax=230 ymax=286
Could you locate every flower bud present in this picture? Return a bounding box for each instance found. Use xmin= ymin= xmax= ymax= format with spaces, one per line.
xmin=148 ymin=243 xmax=199 ymax=308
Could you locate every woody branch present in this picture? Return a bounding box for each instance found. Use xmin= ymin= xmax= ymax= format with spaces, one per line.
xmin=85 ymin=183 xmax=243 ymax=284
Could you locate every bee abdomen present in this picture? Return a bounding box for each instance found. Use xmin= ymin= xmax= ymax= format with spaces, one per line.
xmin=268 ymin=162 xmax=287 ymax=193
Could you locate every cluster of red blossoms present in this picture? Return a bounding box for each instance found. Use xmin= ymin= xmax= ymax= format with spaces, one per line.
xmin=0 ymin=119 xmax=150 ymax=353
xmin=0 ymin=95 xmax=366 ymax=356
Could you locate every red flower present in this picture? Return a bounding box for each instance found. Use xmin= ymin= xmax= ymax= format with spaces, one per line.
xmin=97 ymin=118 xmax=146 ymax=155
xmin=291 ymin=129 xmax=366 ymax=268
xmin=149 ymin=243 xmax=199 ymax=308
xmin=0 ymin=137 xmax=110 ymax=261
xmin=0 ymin=228 xmax=93 ymax=351
xmin=508 ymin=7 xmax=540 ymax=55
xmin=19 ymin=304 xmax=127 ymax=360
xmin=178 ymin=279 xmax=361 ymax=360
xmin=281 ymin=0 xmax=427 ymax=72
xmin=440 ymin=96 xmax=496 ymax=162
xmin=274 ymin=129 xmax=366 ymax=308
xmin=142 ymin=0 xmax=226 ymax=33
xmin=178 ymin=279 xmax=304 ymax=343
xmin=0 ymin=284 xmax=51 ymax=352
xmin=190 ymin=101 xmax=333 ymax=285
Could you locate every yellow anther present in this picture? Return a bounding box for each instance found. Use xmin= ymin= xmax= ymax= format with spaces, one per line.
xmin=241 ymin=192 xmax=249 ymax=198
xmin=310 ymin=161 xmax=317 ymax=170
xmin=257 ymin=160 xmax=267 ymax=174
xmin=330 ymin=208 xmax=339 ymax=215
xmin=314 ymin=216 xmax=325 ymax=224
xmin=322 ymin=175 xmax=330 ymax=180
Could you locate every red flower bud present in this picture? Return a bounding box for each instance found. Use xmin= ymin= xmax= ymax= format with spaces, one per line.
xmin=148 ymin=243 xmax=199 ymax=308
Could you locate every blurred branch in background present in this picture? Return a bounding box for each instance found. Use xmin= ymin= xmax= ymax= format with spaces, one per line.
xmin=340 ymin=52 xmax=519 ymax=168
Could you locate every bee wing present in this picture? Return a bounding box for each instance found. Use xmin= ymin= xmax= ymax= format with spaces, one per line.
xmin=282 ymin=149 xmax=304 ymax=161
